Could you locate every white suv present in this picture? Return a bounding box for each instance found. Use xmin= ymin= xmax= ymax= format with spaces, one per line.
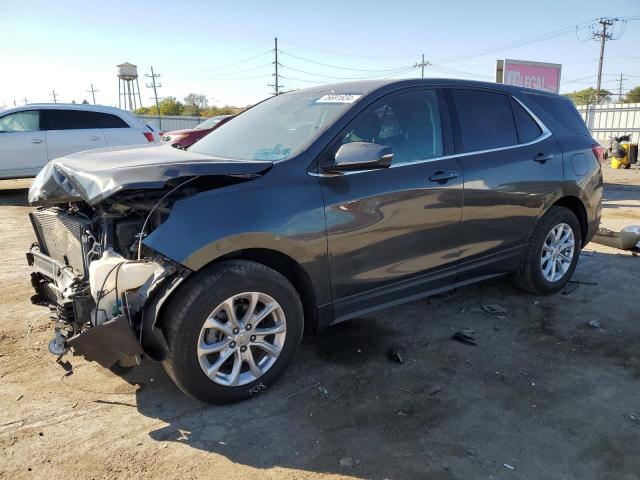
xmin=0 ymin=104 xmax=158 ymax=179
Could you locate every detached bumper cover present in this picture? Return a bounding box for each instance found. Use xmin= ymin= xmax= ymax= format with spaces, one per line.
xmin=66 ymin=315 xmax=143 ymax=368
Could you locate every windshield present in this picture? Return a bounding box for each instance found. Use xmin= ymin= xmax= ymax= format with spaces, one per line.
xmin=195 ymin=115 xmax=229 ymax=130
xmin=189 ymin=92 xmax=360 ymax=161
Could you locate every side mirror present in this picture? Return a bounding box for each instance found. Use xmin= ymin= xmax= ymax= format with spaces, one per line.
xmin=323 ymin=142 xmax=393 ymax=173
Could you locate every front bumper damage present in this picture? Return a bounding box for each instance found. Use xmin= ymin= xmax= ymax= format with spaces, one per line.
xmin=28 ymin=244 xmax=186 ymax=368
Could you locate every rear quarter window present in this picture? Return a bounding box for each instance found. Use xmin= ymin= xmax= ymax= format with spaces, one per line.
xmin=524 ymin=93 xmax=590 ymax=137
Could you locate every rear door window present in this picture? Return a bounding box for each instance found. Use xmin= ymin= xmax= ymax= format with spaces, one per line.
xmin=510 ymin=99 xmax=542 ymax=143
xmin=451 ymin=89 xmax=518 ymax=152
xmin=43 ymin=110 xmax=101 ymax=130
xmin=0 ymin=111 xmax=40 ymax=132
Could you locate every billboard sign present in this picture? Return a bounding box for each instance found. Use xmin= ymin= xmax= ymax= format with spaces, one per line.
xmin=496 ymin=59 xmax=562 ymax=93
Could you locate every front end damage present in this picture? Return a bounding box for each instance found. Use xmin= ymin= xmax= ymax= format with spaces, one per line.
xmin=26 ymin=146 xmax=271 ymax=369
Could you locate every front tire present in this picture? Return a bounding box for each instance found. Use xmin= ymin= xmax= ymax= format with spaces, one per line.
xmin=514 ymin=206 xmax=582 ymax=295
xmin=162 ymin=260 xmax=303 ymax=404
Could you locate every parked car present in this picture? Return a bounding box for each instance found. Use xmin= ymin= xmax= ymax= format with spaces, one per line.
xmin=161 ymin=114 xmax=234 ymax=149
xmin=0 ymin=104 xmax=157 ymax=179
xmin=26 ymin=79 xmax=602 ymax=403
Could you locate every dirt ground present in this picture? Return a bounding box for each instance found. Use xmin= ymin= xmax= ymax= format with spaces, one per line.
xmin=1 ymin=166 xmax=639 ymax=480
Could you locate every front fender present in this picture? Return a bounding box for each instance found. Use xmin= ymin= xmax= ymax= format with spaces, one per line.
xmin=143 ymin=161 xmax=332 ymax=305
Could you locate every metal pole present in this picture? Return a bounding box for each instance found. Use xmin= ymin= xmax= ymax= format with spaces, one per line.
xmin=274 ymin=37 xmax=279 ymax=95
xmin=150 ymin=67 xmax=161 ymax=130
xmin=421 ymin=54 xmax=425 ymax=78
xmin=136 ymin=77 xmax=143 ymax=109
xmin=118 ymin=79 xmax=122 ymax=109
xmin=595 ymin=19 xmax=611 ymax=103
xmin=618 ymin=73 xmax=624 ymax=102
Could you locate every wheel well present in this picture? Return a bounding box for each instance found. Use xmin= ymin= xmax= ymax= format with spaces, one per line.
xmin=215 ymin=248 xmax=318 ymax=333
xmin=552 ymin=196 xmax=588 ymax=245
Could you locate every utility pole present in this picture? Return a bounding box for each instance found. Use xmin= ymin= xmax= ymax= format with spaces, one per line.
xmin=414 ymin=54 xmax=430 ymax=78
xmin=87 ymin=84 xmax=98 ymax=105
xmin=145 ymin=67 xmax=162 ymax=130
xmin=617 ymin=73 xmax=627 ymax=103
xmin=50 ymin=90 xmax=58 ymax=103
xmin=269 ymin=37 xmax=283 ymax=95
xmin=23 ymin=97 xmax=29 ymax=105
xmin=591 ymin=18 xmax=623 ymax=103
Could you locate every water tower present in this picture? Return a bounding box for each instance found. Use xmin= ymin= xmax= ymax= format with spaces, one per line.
xmin=117 ymin=62 xmax=143 ymax=110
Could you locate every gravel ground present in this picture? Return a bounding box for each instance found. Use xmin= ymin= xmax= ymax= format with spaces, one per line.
xmin=0 ymin=166 xmax=639 ymax=480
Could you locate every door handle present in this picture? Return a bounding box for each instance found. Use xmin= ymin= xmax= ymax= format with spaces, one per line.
xmin=31 ymin=138 xmax=43 ymax=144
xmin=89 ymin=136 xmax=101 ymax=141
xmin=429 ymin=170 xmax=458 ymax=184
xmin=534 ymin=153 xmax=554 ymax=163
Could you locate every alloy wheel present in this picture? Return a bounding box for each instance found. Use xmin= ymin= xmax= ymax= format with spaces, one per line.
xmin=197 ymin=292 xmax=287 ymax=386
xmin=540 ymin=223 xmax=575 ymax=283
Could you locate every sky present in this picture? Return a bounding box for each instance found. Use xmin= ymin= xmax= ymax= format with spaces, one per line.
xmin=0 ymin=0 xmax=639 ymax=109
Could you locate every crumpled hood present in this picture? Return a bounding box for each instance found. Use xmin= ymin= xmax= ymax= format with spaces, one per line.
xmin=28 ymin=144 xmax=272 ymax=206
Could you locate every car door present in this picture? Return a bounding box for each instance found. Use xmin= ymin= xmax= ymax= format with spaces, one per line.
xmin=0 ymin=110 xmax=47 ymax=177
xmin=447 ymin=88 xmax=564 ymax=281
xmin=96 ymin=111 xmax=140 ymax=146
xmin=318 ymin=88 xmax=463 ymax=320
xmin=42 ymin=109 xmax=106 ymax=160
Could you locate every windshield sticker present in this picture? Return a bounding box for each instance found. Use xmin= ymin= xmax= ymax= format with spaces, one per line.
xmin=316 ymin=94 xmax=361 ymax=104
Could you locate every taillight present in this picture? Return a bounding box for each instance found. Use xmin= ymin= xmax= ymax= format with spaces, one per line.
xmin=143 ymin=132 xmax=154 ymax=142
xmin=592 ymin=144 xmax=605 ymax=164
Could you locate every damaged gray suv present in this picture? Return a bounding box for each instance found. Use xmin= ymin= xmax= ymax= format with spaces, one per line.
xmin=27 ymin=79 xmax=602 ymax=403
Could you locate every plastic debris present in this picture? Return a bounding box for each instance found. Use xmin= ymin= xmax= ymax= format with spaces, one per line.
xmin=482 ymin=304 xmax=507 ymax=315
xmin=589 ymin=320 xmax=601 ymax=329
xmin=504 ymin=463 xmax=515 ymax=470
xmin=451 ymin=329 xmax=477 ymax=346
xmin=386 ymin=348 xmax=404 ymax=364
xmin=339 ymin=457 xmax=353 ymax=468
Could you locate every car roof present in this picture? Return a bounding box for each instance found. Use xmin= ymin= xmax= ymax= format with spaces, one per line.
xmin=288 ymin=78 xmax=563 ymax=99
xmin=0 ymin=103 xmax=135 ymax=115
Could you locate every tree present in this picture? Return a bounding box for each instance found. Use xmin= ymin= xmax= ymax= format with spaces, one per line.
xmin=134 ymin=106 xmax=152 ymax=115
xmin=564 ymin=88 xmax=612 ymax=105
xmin=624 ymin=86 xmax=640 ymax=103
xmin=82 ymin=99 xmax=89 ymax=104
xmin=183 ymin=93 xmax=208 ymax=116
xmin=159 ymin=97 xmax=184 ymax=116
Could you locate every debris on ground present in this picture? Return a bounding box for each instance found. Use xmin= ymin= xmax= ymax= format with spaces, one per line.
xmin=339 ymin=456 xmax=353 ymax=468
xmin=318 ymin=386 xmax=329 ymax=395
xmin=386 ymin=347 xmax=404 ymax=364
xmin=429 ymin=386 xmax=442 ymax=396
xmin=589 ymin=320 xmax=602 ymax=329
xmin=16 ymin=395 xmax=23 ymax=401
xmin=387 ymin=383 xmax=413 ymax=394
xmin=569 ymin=280 xmax=599 ymax=286
xmin=482 ymin=304 xmax=507 ymax=315
xmin=285 ymin=382 xmax=321 ymax=400
xmin=504 ymin=463 xmax=515 ymax=470
xmin=593 ymin=226 xmax=640 ymax=250
xmin=628 ymin=412 xmax=639 ymax=422
xmin=562 ymin=283 xmax=580 ymax=295
xmin=465 ymin=448 xmax=476 ymax=457
xmin=451 ymin=329 xmax=477 ymax=346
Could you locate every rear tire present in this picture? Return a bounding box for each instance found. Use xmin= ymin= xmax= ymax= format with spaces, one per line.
xmin=514 ymin=206 xmax=582 ymax=295
xmin=162 ymin=260 xmax=303 ymax=404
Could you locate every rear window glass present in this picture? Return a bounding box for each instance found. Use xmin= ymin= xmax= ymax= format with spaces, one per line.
xmin=511 ymin=99 xmax=542 ymax=143
xmin=525 ymin=94 xmax=590 ymax=137
xmin=451 ymin=90 xmax=518 ymax=152
xmin=43 ymin=110 xmax=128 ymax=130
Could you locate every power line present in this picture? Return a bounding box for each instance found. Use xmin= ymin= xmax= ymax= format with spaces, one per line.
xmin=195 ymin=50 xmax=272 ymax=74
xmin=279 ymin=50 xmax=413 ymax=73
xmin=278 ymin=39 xmax=418 ymax=60
xmin=199 ymin=63 xmax=273 ymax=79
xmin=587 ymin=18 xmax=627 ymax=102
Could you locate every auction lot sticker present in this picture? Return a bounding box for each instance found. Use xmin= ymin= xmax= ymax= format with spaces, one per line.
xmin=316 ymin=94 xmax=361 ymax=104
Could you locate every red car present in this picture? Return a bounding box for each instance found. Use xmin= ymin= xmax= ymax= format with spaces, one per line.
xmin=161 ymin=114 xmax=234 ymax=149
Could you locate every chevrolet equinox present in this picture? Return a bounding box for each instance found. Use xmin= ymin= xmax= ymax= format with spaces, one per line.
xmin=27 ymin=79 xmax=603 ymax=403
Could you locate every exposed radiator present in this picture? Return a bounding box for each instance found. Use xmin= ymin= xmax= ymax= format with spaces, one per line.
xmin=29 ymin=209 xmax=93 ymax=277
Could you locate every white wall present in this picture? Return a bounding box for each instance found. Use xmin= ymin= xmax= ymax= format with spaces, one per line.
xmin=137 ymin=115 xmax=210 ymax=133
xmin=576 ymin=103 xmax=640 ymax=143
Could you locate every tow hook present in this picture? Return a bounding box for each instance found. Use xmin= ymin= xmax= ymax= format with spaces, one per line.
xmin=48 ymin=326 xmax=68 ymax=356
